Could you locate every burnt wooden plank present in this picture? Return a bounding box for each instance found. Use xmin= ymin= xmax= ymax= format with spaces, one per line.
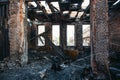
xmin=60 ymin=23 xmax=67 ymax=50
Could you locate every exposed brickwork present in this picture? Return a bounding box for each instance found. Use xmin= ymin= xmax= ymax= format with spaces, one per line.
xmin=109 ymin=9 xmax=120 ymax=52
xmin=90 ymin=0 xmax=110 ymax=79
xmin=8 ymin=0 xmax=19 ymax=57
xmin=8 ymin=0 xmax=28 ymax=66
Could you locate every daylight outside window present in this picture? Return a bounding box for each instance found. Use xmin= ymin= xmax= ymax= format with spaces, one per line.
xmin=38 ymin=25 xmax=45 ymax=46
xmin=67 ymin=25 xmax=75 ymax=46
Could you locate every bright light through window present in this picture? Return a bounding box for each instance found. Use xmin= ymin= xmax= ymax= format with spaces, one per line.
xmin=63 ymin=11 xmax=69 ymax=14
xmin=38 ymin=25 xmax=45 ymax=46
xmin=70 ymin=11 xmax=78 ymax=18
xmin=52 ymin=25 xmax=60 ymax=46
xmin=82 ymin=25 xmax=90 ymax=46
xmin=67 ymin=25 xmax=75 ymax=46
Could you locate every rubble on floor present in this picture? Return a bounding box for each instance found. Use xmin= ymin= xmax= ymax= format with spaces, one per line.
xmin=0 ymin=50 xmax=91 ymax=80
xmin=0 ymin=49 xmax=120 ymax=80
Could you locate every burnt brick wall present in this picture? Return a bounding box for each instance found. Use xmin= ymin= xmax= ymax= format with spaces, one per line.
xmin=109 ymin=9 xmax=120 ymax=52
xmin=90 ymin=0 xmax=110 ymax=79
xmin=8 ymin=0 xmax=28 ymax=66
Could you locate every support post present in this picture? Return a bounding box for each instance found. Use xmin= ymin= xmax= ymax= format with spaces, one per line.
xmin=60 ymin=22 xmax=67 ymax=50
xmin=90 ymin=0 xmax=110 ymax=79
xmin=75 ymin=21 xmax=83 ymax=53
xmin=8 ymin=0 xmax=28 ymax=66
xmin=45 ymin=22 xmax=52 ymax=50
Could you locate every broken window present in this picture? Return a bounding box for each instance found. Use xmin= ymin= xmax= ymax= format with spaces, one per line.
xmin=82 ymin=24 xmax=90 ymax=46
xmin=52 ymin=25 xmax=60 ymax=46
xmin=38 ymin=25 xmax=45 ymax=46
xmin=67 ymin=25 xmax=75 ymax=46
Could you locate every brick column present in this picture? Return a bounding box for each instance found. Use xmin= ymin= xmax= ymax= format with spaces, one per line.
xmin=8 ymin=0 xmax=28 ymax=66
xmin=90 ymin=0 xmax=110 ymax=79
xmin=75 ymin=21 xmax=83 ymax=53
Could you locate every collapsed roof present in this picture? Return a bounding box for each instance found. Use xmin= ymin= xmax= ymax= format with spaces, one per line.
xmin=0 ymin=0 xmax=119 ymax=23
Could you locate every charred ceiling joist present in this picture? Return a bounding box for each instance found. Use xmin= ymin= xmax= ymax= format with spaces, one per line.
xmin=27 ymin=0 xmax=84 ymax=22
xmin=27 ymin=0 xmax=118 ymax=23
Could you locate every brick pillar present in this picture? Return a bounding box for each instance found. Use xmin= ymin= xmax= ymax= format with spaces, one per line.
xmin=8 ymin=0 xmax=28 ymax=66
xmin=90 ymin=0 xmax=110 ymax=79
xmin=75 ymin=21 xmax=83 ymax=53
xmin=60 ymin=23 xmax=67 ymax=50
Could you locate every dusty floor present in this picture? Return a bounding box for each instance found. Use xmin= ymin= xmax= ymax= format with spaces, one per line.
xmin=0 ymin=50 xmax=90 ymax=80
xmin=0 ymin=49 xmax=120 ymax=80
xmin=0 ymin=61 xmax=85 ymax=80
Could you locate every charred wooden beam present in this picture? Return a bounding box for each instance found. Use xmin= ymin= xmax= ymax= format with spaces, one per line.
xmin=60 ymin=23 xmax=67 ymax=50
xmin=46 ymin=1 xmax=60 ymax=13
xmin=80 ymin=5 xmax=90 ymax=21
xmin=33 ymin=0 xmax=50 ymax=19
xmin=90 ymin=0 xmax=111 ymax=79
xmin=45 ymin=22 xmax=52 ymax=50
xmin=29 ymin=21 xmax=37 ymax=49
